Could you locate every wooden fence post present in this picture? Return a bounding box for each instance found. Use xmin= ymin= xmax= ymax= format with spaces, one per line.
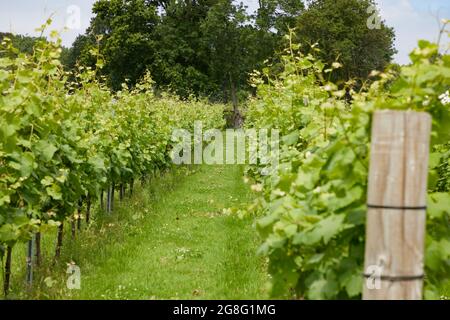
xmin=363 ymin=110 xmax=431 ymax=300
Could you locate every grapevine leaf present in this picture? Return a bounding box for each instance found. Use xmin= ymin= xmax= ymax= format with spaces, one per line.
xmin=35 ymin=140 xmax=58 ymax=162
xmin=427 ymin=193 xmax=450 ymax=219
xmin=46 ymin=183 xmax=62 ymax=200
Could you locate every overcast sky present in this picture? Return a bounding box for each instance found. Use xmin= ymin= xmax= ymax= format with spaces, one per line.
xmin=0 ymin=0 xmax=449 ymax=65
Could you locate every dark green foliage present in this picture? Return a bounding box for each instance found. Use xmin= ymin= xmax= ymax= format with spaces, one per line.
xmin=59 ymin=0 xmax=395 ymax=104
xmin=62 ymin=34 xmax=97 ymax=71
xmin=151 ymin=0 xmax=219 ymax=98
xmin=88 ymin=0 xmax=160 ymax=90
xmin=0 ymin=33 xmax=44 ymax=56
xmin=295 ymin=0 xmax=396 ymax=85
xmin=64 ymin=0 xmax=293 ymax=102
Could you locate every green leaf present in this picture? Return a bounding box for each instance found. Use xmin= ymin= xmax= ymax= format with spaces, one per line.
xmin=0 ymin=224 xmax=19 ymax=242
xmin=44 ymin=277 xmax=57 ymax=288
xmin=0 ymin=69 xmax=9 ymax=81
xmin=309 ymin=214 xmax=346 ymax=245
xmin=9 ymin=152 xmax=35 ymax=177
xmin=46 ymin=183 xmax=62 ymax=200
xmin=427 ymin=193 xmax=450 ymax=219
xmin=35 ymin=140 xmax=58 ymax=162
xmin=0 ymin=194 xmax=10 ymax=206
xmin=307 ymin=279 xmax=327 ymax=299
xmin=426 ymin=239 xmax=450 ymax=272
xmin=344 ymin=274 xmax=362 ymax=297
xmin=282 ymin=130 xmax=299 ymax=146
xmin=41 ymin=176 xmax=54 ymax=187
xmin=429 ymin=152 xmax=442 ymax=169
xmin=88 ymin=156 xmax=106 ymax=171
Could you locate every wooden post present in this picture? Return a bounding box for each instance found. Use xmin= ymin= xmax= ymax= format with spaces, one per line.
xmin=86 ymin=194 xmax=91 ymax=224
xmin=26 ymin=237 xmax=34 ymax=288
xmin=54 ymin=222 xmax=64 ymax=261
xmin=35 ymin=232 xmax=41 ymax=267
xmin=119 ymin=183 xmax=124 ymax=201
xmin=106 ymin=186 xmax=111 ymax=214
xmin=77 ymin=199 xmax=82 ymax=230
xmin=111 ymin=182 xmax=115 ymax=212
xmin=363 ymin=110 xmax=431 ymax=300
xmin=3 ymin=246 xmax=12 ymax=297
xmin=71 ymin=217 xmax=76 ymax=239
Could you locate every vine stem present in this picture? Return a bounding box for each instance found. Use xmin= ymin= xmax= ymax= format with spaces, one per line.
xmin=35 ymin=232 xmax=41 ymax=267
xmin=54 ymin=222 xmax=64 ymax=262
xmin=3 ymin=246 xmax=12 ymax=297
xmin=86 ymin=194 xmax=91 ymax=224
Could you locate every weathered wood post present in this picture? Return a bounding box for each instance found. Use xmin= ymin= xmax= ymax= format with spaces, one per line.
xmin=26 ymin=236 xmax=35 ymax=289
xmin=363 ymin=110 xmax=431 ymax=300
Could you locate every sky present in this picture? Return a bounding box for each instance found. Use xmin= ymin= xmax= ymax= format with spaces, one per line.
xmin=0 ymin=0 xmax=449 ymax=65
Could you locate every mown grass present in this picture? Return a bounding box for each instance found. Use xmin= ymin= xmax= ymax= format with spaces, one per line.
xmin=2 ymin=164 xmax=268 ymax=300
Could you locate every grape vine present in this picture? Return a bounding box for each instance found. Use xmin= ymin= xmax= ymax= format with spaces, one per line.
xmin=246 ymin=35 xmax=450 ymax=299
xmin=0 ymin=26 xmax=225 ymax=295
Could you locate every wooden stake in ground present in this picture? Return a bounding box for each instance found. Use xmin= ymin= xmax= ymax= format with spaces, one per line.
xmin=54 ymin=222 xmax=64 ymax=262
xmin=106 ymin=186 xmax=111 ymax=213
xmin=86 ymin=194 xmax=91 ymax=224
xmin=363 ymin=110 xmax=431 ymax=300
xmin=111 ymin=182 xmax=115 ymax=212
xmin=3 ymin=246 xmax=12 ymax=297
xmin=35 ymin=232 xmax=41 ymax=267
xmin=71 ymin=216 xmax=76 ymax=239
xmin=26 ymin=237 xmax=34 ymax=289
xmin=100 ymin=190 xmax=104 ymax=211
xmin=77 ymin=199 xmax=82 ymax=230
xmin=120 ymin=183 xmax=125 ymax=201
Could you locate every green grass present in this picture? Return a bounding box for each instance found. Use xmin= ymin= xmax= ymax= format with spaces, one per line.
xmin=2 ymin=164 xmax=269 ymax=300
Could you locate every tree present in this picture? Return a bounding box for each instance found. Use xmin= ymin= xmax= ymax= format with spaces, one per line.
xmin=62 ymin=34 xmax=97 ymax=71
xmin=87 ymin=0 xmax=159 ymax=90
xmin=201 ymin=0 xmax=261 ymax=126
xmin=64 ymin=0 xmax=306 ymax=111
xmin=151 ymin=0 xmax=219 ymax=98
xmin=0 ymin=33 xmax=74 ymax=70
xmin=256 ymin=0 xmax=305 ymax=34
xmin=295 ymin=0 xmax=396 ymax=85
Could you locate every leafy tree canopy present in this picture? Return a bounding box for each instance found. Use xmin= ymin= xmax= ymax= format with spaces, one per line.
xmin=295 ymin=0 xmax=397 ymax=85
xmin=19 ymin=0 xmax=396 ymax=108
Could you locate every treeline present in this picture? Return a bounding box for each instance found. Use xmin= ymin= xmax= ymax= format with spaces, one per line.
xmin=63 ymin=0 xmax=396 ymax=116
xmin=1 ymin=1 xmax=397 ymax=122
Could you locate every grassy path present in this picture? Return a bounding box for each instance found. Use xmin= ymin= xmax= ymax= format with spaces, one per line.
xmin=35 ymin=164 xmax=268 ymax=299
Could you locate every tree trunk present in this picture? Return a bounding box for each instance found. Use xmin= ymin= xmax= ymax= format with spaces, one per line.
xmin=222 ymin=79 xmax=228 ymax=104
xmin=229 ymin=75 xmax=242 ymax=128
